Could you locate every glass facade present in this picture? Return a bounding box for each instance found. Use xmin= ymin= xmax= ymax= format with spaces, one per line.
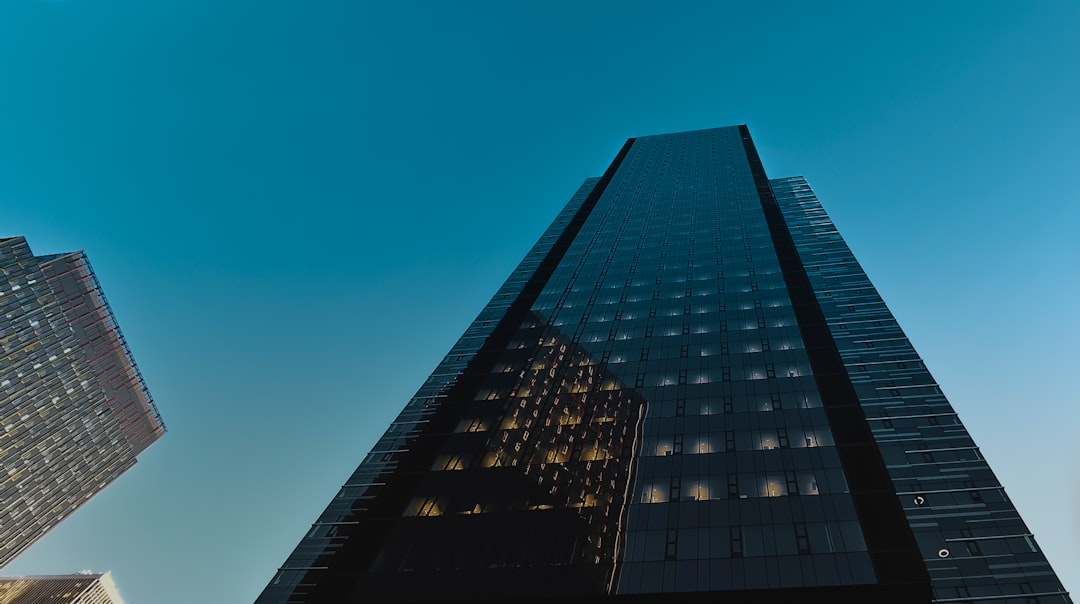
xmin=258 ymin=127 xmax=1070 ymax=603
xmin=771 ymin=177 xmax=1069 ymax=602
xmin=0 ymin=237 xmax=165 ymax=568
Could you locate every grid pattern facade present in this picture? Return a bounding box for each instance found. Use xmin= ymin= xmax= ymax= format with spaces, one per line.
xmin=0 ymin=573 xmax=124 ymax=604
xmin=536 ymin=129 xmax=875 ymax=593
xmin=0 ymin=237 xmax=164 ymax=567
xmin=259 ymin=127 xmax=1070 ymax=604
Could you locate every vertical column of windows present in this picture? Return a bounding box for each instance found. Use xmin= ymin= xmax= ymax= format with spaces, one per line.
xmin=614 ymin=128 xmax=875 ymax=594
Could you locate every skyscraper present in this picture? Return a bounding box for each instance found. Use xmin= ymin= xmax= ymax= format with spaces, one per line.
xmin=0 ymin=572 xmax=125 ymax=604
xmin=259 ymin=126 xmax=1070 ymax=603
xmin=0 ymin=237 xmax=164 ymax=567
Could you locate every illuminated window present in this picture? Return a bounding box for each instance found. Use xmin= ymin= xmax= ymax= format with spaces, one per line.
xmin=456 ymin=418 xmax=490 ymax=433
xmin=405 ymin=497 xmax=444 ymax=517
xmin=688 ymin=481 xmax=710 ymax=500
xmin=761 ymin=477 xmax=784 ymax=497
xmin=642 ymin=485 xmax=667 ymax=503
xmin=433 ymin=454 xmax=467 ymax=471
xmin=655 ymin=439 xmax=673 ymax=456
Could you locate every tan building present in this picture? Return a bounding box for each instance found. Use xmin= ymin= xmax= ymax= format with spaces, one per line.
xmin=0 ymin=573 xmax=124 ymax=604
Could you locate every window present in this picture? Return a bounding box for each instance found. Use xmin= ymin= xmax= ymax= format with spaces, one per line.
xmin=730 ymin=527 xmax=743 ymax=557
xmin=457 ymin=418 xmax=490 ymax=433
xmin=785 ymin=471 xmax=799 ymax=495
xmin=433 ymin=454 xmax=467 ymax=471
xmin=795 ymin=524 xmax=811 ymax=554
xmin=665 ymin=529 xmax=678 ymax=560
xmin=642 ymin=485 xmax=667 ymax=503
xmin=406 ymin=497 xmax=443 ymax=517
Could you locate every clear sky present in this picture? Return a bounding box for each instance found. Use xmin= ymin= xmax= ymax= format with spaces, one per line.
xmin=1 ymin=1 xmax=1077 ymax=602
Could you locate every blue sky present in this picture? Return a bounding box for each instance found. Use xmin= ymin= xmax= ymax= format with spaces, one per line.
xmin=1 ymin=1 xmax=1077 ymax=602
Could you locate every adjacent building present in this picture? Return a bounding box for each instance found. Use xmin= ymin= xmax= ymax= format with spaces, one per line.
xmin=0 ymin=572 xmax=125 ymax=604
xmin=259 ymin=126 xmax=1071 ymax=603
xmin=0 ymin=237 xmax=164 ymax=567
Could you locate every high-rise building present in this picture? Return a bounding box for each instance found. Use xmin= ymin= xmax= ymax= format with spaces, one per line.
xmin=0 ymin=237 xmax=164 ymax=567
xmin=0 ymin=572 xmax=125 ymax=604
xmin=259 ymin=126 xmax=1070 ymax=603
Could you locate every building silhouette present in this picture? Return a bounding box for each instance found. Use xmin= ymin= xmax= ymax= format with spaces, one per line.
xmin=0 ymin=572 xmax=125 ymax=604
xmin=259 ymin=127 xmax=1070 ymax=603
xmin=0 ymin=237 xmax=164 ymax=567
